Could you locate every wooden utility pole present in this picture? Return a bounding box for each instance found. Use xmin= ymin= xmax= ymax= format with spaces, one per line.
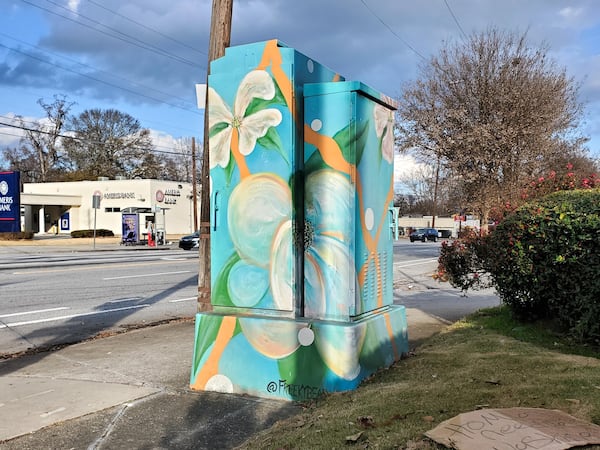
xmin=191 ymin=137 xmax=198 ymax=231
xmin=198 ymin=0 xmax=233 ymax=312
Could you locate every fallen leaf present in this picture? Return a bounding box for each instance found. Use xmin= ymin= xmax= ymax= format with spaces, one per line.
xmin=345 ymin=431 xmax=364 ymax=443
xmin=292 ymin=418 xmax=306 ymax=428
xmin=566 ymin=398 xmax=581 ymax=405
xmin=422 ymin=415 xmax=435 ymax=423
xmin=357 ymin=416 xmax=375 ymax=428
xmin=485 ymin=378 xmax=501 ymax=385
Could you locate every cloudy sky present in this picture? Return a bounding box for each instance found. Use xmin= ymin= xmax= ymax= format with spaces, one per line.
xmin=1 ymin=0 xmax=599 ymax=173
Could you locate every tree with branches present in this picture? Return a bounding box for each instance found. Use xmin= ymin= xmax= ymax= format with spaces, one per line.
xmin=8 ymin=95 xmax=75 ymax=182
xmin=64 ymin=108 xmax=153 ymax=180
xmin=397 ymin=28 xmax=589 ymax=231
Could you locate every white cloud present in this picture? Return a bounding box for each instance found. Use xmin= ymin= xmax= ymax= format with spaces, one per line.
xmin=1 ymin=0 xmax=600 ymax=158
xmin=559 ymin=7 xmax=584 ymax=21
xmin=0 ymin=113 xmax=25 ymax=148
xmin=394 ymin=154 xmax=421 ymax=179
xmin=67 ymin=0 xmax=80 ymax=12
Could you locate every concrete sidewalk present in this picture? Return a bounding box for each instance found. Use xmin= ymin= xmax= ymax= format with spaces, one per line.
xmin=0 ymin=319 xmax=308 ymax=449
xmin=0 ymin=244 xmax=491 ymax=449
xmin=0 ymin=312 xmax=451 ymax=450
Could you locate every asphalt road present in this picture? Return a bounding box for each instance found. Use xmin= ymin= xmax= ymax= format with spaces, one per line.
xmin=0 ymin=239 xmax=500 ymax=356
xmin=393 ymin=239 xmax=501 ymax=322
xmin=0 ymin=247 xmax=200 ymax=355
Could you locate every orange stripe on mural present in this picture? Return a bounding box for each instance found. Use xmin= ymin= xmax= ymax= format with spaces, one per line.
xmin=304 ymin=125 xmax=352 ymax=177
xmin=356 ymin=172 xmax=376 ymax=294
xmin=373 ymin=179 xmax=395 ymax=307
xmin=257 ymin=40 xmax=293 ymax=114
xmin=230 ymin=128 xmax=250 ymax=179
xmin=320 ymin=230 xmax=346 ymax=241
xmin=356 ymin=171 xmax=393 ymax=307
xmin=384 ymin=312 xmax=400 ymax=360
xmin=355 ymin=172 xmax=376 ymax=252
xmin=373 ymin=179 xmax=395 ymax=245
xmin=357 ymin=260 xmax=368 ymax=286
xmin=191 ymin=316 xmax=237 ymax=390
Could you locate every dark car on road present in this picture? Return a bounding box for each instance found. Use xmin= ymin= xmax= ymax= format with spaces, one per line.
xmin=409 ymin=227 xmax=439 ymax=242
xmin=178 ymin=231 xmax=200 ymax=250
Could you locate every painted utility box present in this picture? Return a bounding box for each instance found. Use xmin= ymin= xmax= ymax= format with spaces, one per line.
xmin=190 ymin=40 xmax=408 ymax=400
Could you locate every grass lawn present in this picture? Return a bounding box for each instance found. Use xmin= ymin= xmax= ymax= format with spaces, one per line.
xmin=239 ymin=307 xmax=600 ymax=449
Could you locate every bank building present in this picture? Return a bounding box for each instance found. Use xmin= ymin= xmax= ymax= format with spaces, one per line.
xmin=20 ymin=177 xmax=200 ymax=243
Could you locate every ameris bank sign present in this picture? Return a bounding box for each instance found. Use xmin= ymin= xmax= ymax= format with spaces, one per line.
xmin=0 ymin=171 xmax=21 ymax=233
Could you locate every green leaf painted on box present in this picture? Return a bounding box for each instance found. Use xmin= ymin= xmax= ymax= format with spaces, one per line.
xmin=192 ymin=315 xmax=224 ymax=373
xmin=212 ymin=252 xmax=241 ymax=307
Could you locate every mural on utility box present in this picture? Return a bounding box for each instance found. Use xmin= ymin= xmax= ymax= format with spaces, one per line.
xmin=191 ymin=40 xmax=407 ymax=400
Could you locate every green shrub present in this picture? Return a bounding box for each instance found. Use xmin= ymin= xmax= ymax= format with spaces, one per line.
xmin=70 ymin=229 xmax=115 ymax=238
xmin=0 ymin=231 xmax=35 ymax=240
xmin=439 ymin=188 xmax=600 ymax=343
xmin=437 ymin=228 xmax=490 ymax=291
xmin=488 ymin=189 xmax=599 ymax=341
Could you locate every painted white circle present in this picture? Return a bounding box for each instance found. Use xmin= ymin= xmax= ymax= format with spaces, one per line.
xmin=204 ymin=374 xmax=234 ymax=393
xmin=298 ymin=327 xmax=315 ymax=346
xmin=365 ymin=208 xmax=375 ymax=231
xmin=311 ymin=119 xmax=322 ymax=131
xmin=307 ymin=59 xmax=314 ymax=73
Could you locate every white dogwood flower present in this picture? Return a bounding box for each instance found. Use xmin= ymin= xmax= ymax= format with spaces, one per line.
xmin=373 ymin=103 xmax=394 ymax=164
xmin=209 ymin=70 xmax=282 ymax=169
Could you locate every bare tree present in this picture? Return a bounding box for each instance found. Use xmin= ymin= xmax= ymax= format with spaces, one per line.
xmin=397 ymin=28 xmax=587 ymax=231
xmin=2 ymin=145 xmax=38 ymax=181
xmin=132 ymin=152 xmax=164 ymax=179
xmin=14 ymin=95 xmax=74 ymax=182
xmin=166 ymin=137 xmax=201 ymax=183
xmin=398 ymin=164 xmax=456 ymax=217
xmin=64 ymin=109 xmax=153 ymax=179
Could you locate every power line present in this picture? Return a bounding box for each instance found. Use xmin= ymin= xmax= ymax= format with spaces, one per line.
xmin=0 ymin=120 xmax=199 ymax=156
xmin=0 ymin=42 xmax=203 ymax=116
xmin=358 ymin=0 xmax=427 ymax=61
xmin=21 ymin=0 xmax=205 ymax=70
xmin=0 ymin=32 xmax=198 ymax=110
xmin=0 ymin=130 xmax=26 ymax=139
xmin=0 ymin=114 xmax=42 ymax=129
xmin=36 ymin=0 xmax=204 ymax=68
xmin=443 ymin=0 xmax=467 ymax=39
xmin=85 ymin=0 xmax=207 ymax=57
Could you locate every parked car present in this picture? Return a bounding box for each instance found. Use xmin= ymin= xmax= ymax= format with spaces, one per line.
xmin=178 ymin=231 xmax=200 ymax=250
xmin=409 ymin=227 xmax=439 ymax=242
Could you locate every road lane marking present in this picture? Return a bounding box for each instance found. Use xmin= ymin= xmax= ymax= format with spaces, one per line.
xmin=0 ymin=305 xmax=149 ymax=329
xmin=0 ymin=307 xmax=69 ymax=318
xmin=103 ymin=270 xmax=192 ymax=280
xmin=40 ymin=407 xmax=66 ymax=418
xmin=107 ymin=297 xmax=144 ymax=304
xmin=169 ymin=297 xmax=197 ymax=303
xmin=12 ymin=259 xmax=189 ymax=275
xmin=23 ymin=389 xmax=55 ymax=400
xmin=394 ymin=258 xmax=438 ymax=268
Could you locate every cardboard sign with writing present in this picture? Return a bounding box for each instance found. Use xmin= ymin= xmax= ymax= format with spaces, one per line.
xmin=426 ymin=408 xmax=600 ymax=450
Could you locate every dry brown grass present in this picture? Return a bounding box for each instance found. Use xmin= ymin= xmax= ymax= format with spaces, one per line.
xmin=238 ymin=308 xmax=600 ymax=450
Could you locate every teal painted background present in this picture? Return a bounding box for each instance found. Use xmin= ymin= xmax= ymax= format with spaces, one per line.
xmin=191 ymin=41 xmax=406 ymax=400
